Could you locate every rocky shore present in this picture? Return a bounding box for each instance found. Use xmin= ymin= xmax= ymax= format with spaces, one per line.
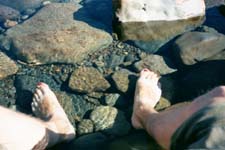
xmin=0 ymin=0 xmax=225 ymax=150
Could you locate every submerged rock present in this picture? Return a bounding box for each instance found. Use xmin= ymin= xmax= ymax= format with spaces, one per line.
xmin=0 ymin=4 xmax=20 ymax=23
xmin=173 ymin=31 xmax=225 ymax=65
xmin=0 ymin=52 xmax=18 ymax=79
xmin=0 ymin=3 xmax=112 ymax=65
xmin=113 ymin=0 xmax=205 ymax=53
xmin=69 ymin=67 xmax=110 ymax=93
xmin=77 ymin=119 xmax=94 ymax=136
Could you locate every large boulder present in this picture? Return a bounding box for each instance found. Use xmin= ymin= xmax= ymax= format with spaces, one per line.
xmin=113 ymin=0 xmax=205 ymax=53
xmin=0 ymin=3 xmax=112 ymax=65
xmin=173 ymin=31 xmax=225 ymax=65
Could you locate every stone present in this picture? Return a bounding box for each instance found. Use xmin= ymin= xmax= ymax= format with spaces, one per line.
xmin=206 ymin=50 xmax=225 ymax=61
xmin=173 ymin=32 xmax=225 ymax=65
xmin=155 ymin=97 xmax=171 ymax=111
xmin=77 ymin=119 xmax=94 ymax=136
xmin=0 ymin=0 xmax=42 ymax=11
xmin=133 ymin=54 xmax=177 ymax=75
xmin=3 ymin=19 xmax=18 ymax=28
xmin=103 ymin=93 xmax=127 ymax=108
xmin=0 ymin=52 xmax=18 ymax=79
xmin=0 ymin=3 xmax=112 ymax=65
xmin=69 ymin=67 xmax=110 ymax=93
xmin=105 ymin=54 xmax=125 ymax=68
xmin=0 ymin=4 xmax=20 ymax=22
xmin=113 ymin=0 xmax=205 ymax=53
xmin=111 ymin=69 xmax=137 ymax=94
xmin=90 ymin=106 xmax=131 ymax=136
xmin=205 ymin=0 xmax=225 ymax=8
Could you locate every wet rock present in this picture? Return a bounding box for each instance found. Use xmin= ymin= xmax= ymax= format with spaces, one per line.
xmin=113 ymin=0 xmax=205 ymax=53
xmin=206 ymin=50 xmax=225 ymax=61
xmin=133 ymin=54 xmax=177 ymax=75
xmin=205 ymin=0 xmax=225 ymax=8
xmin=0 ymin=0 xmax=42 ymax=11
xmin=111 ymin=69 xmax=137 ymax=94
xmin=0 ymin=4 xmax=20 ymax=23
xmin=69 ymin=67 xmax=110 ymax=93
xmin=155 ymin=97 xmax=171 ymax=111
xmin=0 ymin=52 xmax=18 ymax=79
xmin=71 ymin=132 xmax=108 ymax=150
xmin=77 ymin=119 xmax=94 ymax=136
xmin=90 ymin=106 xmax=131 ymax=136
xmin=103 ymin=93 xmax=127 ymax=108
xmin=173 ymin=32 xmax=225 ymax=65
xmin=0 ymin=3 xmax=112 ymax=65
xmin=3 ymin=19 xmax=18 ymax=28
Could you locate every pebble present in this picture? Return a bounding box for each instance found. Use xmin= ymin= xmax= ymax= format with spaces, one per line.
xmin=4 ymin=20 xmax=18 ymax=28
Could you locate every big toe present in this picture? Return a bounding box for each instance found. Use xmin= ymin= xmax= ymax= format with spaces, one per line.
xmin=140 ymin=69 xmax=159 ymax=83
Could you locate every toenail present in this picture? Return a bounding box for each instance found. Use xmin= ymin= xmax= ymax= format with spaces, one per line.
xmin=143 ymin=68 xmax=148 ymax=72
xmin=37 ymin=82 xmax=43 ymax=86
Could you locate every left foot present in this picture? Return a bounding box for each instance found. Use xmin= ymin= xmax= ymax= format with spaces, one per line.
xmin=32 ymin=82 xmax=75 ymax=142
xmin=131 ymin=69 xmax=161 ymax=129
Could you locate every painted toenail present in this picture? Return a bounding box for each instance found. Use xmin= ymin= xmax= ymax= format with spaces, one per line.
xmin=143 ymin=68 xmax=148 ymax=72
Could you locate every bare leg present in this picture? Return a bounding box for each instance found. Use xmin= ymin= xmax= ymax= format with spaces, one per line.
xmin=0 ymin=82 xmax=75 ymax=149
xmin=132 ymin=69 xmax=225 ymax=149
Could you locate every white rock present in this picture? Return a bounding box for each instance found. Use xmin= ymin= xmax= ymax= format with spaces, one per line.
xmin=115 ymin=0 xmax=205 ymax=22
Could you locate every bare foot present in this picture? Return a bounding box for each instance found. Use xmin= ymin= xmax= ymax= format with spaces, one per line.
xmin=32 ymin=82 xmax=75 ymax=142
xmin=132 ymin=69 xmax=161 ymax=129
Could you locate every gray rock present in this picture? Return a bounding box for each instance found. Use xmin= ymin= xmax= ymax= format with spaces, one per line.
xmin=111 ymin=69 xmax=137 ymax=94
xmin=90 ymin=106 xmax=131 ymax=136
xmin=103 ymin=93 xmax=127 ymax=108
xmin=77 ymin=119 xmax=94 ymax=136
xmin=0 ymin=4 xmax=20 ymax=22
xmin=69 ymin=67 xmax=110 ymax=93
xmin=206 ymin=50 xmax=225 ymax=61
xmin=133 ymin=54 xmax=177 ymax=75
xmin=0 ymin=0 xmax=42 ymax=11
xmin=0 ymin=3 xmax=112 ymax=65
xmin=71 ymin=132 xmax=108 ymax=150
xmin=106 ymin=54 xmax=125 ymax=68
xmin=205 ymin=0 xmax=225 ymax=8
xmin=173 ymin=31 xmax=225 ymax=65
xmin=0 ymin=52 xmax=18 ymax=79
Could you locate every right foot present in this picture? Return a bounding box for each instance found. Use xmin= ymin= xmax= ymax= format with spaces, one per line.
xmin=131 ymin=69 xmax=162 ymax=129
xmin=32 ymin=82 xmax=75 ymax=142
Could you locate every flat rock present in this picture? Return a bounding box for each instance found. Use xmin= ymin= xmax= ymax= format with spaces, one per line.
xmin=69 ymin=67 xmax=110 ymax=93
xmin=111 ymin=69 xmax=137 ymax=94
xmin=0 ymin=52 xmax=18 ymax=79
xmin=0 ymin=3 xmax=112 ymax=65
xmin=173 ymin=31 xmax=225 ymax=65
xmin=0 ymin=4 xmax=20 ymax=22
xmin=90 ymin=106 xmax=131 ymax=136
xmin=133 ymin=54 xmax=177 ymax=75
xmin=77 ymin=119 xmax=94 ymax=136
xmin=0 ymin=0 xmax=42 ymax=11
xmin=113 ymin=0 xmax=205 ymax=53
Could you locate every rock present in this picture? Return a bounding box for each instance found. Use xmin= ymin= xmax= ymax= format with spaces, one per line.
xmin=173 ymin=32 xmax=225 ymax=65
xmin=77 ymin=119 xmax=94 ymax=136
xmin=0 ymin=3 xmax=112 ymax=65
xmin=0 ymin=52 xmax=18 ymax=79
xmin=113 ymin=0 xmax=205 ymax=53
xmin=111 ymin=69 xmax=137 ymax=94
xmin=206 ymin=50 xmax=225 ymax=61
xmin=0 ymin=0 xmax=42 ymax=11
xmin=155 ymin=97 xmax=171 ymax=111
xmin=106 ymin=54 xmax=125 ymax=68
xmin=69 ymin=67 xmax=110 ymax=93
xmin=3 ymin=19 xmax=18 ymax=28
xmin=205 ymin=0 xmax=225 ymax=8
xmin=71 ymin=132 xmax=108 ymax=150
xmin=133 ymin=54 xmax=177 ymax=75
xmin=0 ymin=4 xmax=20 ymax=23
xmin=90 ymin=106 xmax=131 ymax=136
xmin=103 ymin=93 xmax=128 ymax=108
